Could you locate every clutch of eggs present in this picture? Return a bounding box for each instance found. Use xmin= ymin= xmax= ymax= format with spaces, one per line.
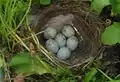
xmin=44 ymin=24 xmax=78 ymax=60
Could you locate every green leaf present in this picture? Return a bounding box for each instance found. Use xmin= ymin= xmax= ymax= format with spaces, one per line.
xmin=9 ymin=52 xmax=31 ymax=66
xmin=84 ymin=68 xmax=98 ymax=82
xmin=40 ymin=0 xmax=51 ymax=5
xmin=69 ymin=80 xmax=76 ymax=82
xmin=32 ymin=55 xmax=53 ymax=75
xmin=56 ymin=67 xmax=72 ymax=77
xmin=116 ymin=0 xmax=120 ymax=3
xmin=9 ymin=52 xmax=53 ymax=76
xmin=0 ymin=68 xmax=4 ymax=82
xmin=115 ymin=4 xmax=120 ymax=13
xmin=115 ymin=74 xmax=120 ymax=80
xmin=91 ymin=0 xmax=111 ymax=14
xmin=109 ymin=80 xmax=120 ymax=82
xmin=14 ymin=64 xmax=34 ymax=76
xmin=110 ymin=0 xmax=120 ymax=14
xmin=0 ymin=56 xmax=4 ymax=68
xmin=101 ymin=22 xmax=120 ymax=45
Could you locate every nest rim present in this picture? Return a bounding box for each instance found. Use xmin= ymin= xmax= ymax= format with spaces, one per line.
xmin=30 ymin=4 xmax=104 ymax=68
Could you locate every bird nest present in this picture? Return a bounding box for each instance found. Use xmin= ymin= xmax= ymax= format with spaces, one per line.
xmin=29 ymin=3 xmax=104 ymax=68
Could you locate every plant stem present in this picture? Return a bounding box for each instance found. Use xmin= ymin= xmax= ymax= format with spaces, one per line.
xmin=97 ymin=68 xmax=113 ymax=81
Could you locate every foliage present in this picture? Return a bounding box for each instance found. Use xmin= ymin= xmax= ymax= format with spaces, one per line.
xmin=91 ymin=0 xmax=120 ymax=14
xmin=91 ymin=0 xmax=120 ymax=45
xmin=0 ymin=0 xmax=32 ymax=50
xmin=9 ymin=52 xmax=53 ymax=76
xmin=84 ymin=68 xmax=98 ymax=82
xmin=91 ymin=0 xmax=110 ymax=14
xmin=51 ymin=67 xmax=77 ymax=82
xmin=101 ymin=22 xmax=120 ymax=45
xmin=0 ymin=0 xmax=55 ymax=81
xmin=9 ymin=52 xmax=31 ymax=66
xmin=0 ymin=0 xmax=28 ymax=35
xmin=84 ymin=68 xmax=120 ymax=82
xmin=0 ymin=67 xmax=4 ymax=82
xmin=0 ymin=56 xmax=4 ymax=68
xmin=110 ymin=0 xmax=120 ymax=14
xmin=40 ymin=0 xmax=51 ymax=5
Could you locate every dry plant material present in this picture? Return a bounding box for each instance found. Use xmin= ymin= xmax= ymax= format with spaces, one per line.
xmin=14 ymin=75 xmax=24 ymax=82
xmin=29 ymin=42 xmax=36 ymax=55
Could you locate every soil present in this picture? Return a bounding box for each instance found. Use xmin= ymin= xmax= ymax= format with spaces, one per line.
xmin=101 ymin=44 xmax=120 ymax=77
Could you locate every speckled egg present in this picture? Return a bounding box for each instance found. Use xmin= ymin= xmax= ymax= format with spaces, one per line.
xmin=62 ymin=25 xmax=75 ymax=37
xmin=44 ymin=27 xmax=57 ymax=39
xmin=55 ymin=33 xmax=66 ymax=47
xmin=67 ymin=36 xmax=78 ymax=51
xmin=57 ymin=47 xmax=71 ymax=60
xmin=46 ymin=39 xmax=59 ymax=53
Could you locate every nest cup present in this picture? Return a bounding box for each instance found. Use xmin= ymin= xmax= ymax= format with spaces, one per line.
xmin=31 ymin=5 xmax=103 ymax=67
